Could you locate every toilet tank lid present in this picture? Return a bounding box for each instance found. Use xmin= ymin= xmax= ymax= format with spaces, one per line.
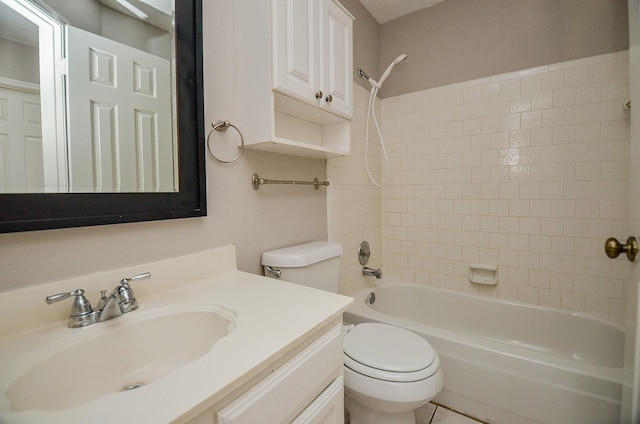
xmin=262 ymin=241 xmax=343 ymax=267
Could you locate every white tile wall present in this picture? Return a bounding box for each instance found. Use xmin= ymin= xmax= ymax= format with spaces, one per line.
xmin=328 ymin=52 xmax=631 ymax=324
xmin=378 ymin=51 xmax=631 ymax=324
xmin=327 ymin=86 xmax=383 ymax=295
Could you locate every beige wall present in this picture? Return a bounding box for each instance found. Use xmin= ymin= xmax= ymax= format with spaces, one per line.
xmin=0 ymin=153 xmax=327 ymax=293
xmin=0 ymin=2 xmax=328 ymax=292
xmin=339 ymin=0 xmax=380 ymax=93
xmin=379 ymin=0 xmax=629 ymax=98
xmin=0 ymin=39 xmax=38 ymax=83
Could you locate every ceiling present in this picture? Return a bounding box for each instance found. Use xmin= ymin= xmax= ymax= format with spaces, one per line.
xmin=358 ymin=0 xmax=448 ymax=23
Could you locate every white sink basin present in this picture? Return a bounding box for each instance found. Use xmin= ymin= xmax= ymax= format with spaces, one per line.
xmin=3 ymin=304 xmax=235 ymax=412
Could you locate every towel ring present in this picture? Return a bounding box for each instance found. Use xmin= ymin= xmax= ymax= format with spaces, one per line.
xmin=206 ymin=120 xmax=244 ymax=163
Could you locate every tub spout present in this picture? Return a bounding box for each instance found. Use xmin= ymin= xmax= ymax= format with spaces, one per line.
xmin=362 ymin=267 xmax=382 ymax=279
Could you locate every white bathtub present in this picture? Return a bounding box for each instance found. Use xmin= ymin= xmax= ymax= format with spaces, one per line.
xmin=343 ymin=281 xmax=624 ymax=424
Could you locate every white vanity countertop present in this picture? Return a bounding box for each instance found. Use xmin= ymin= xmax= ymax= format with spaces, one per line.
xmin=0 ymin=246 xmax=353 ymax=424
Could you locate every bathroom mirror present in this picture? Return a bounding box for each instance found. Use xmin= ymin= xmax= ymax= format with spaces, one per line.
xmin=0 ymin=0 xmax=206 ymax=232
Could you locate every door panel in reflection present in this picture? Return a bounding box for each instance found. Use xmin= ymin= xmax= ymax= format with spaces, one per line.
xmin=67 ymin=26 xmax=174 ymax=192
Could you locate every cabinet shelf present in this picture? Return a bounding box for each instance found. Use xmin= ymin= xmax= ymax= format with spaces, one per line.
xmin=245 ymin=139 xmax=350 ymax=159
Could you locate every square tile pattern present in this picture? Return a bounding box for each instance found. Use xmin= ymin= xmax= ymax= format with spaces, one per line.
xmin=329 ymin=51 xmax=630 ymax=324
xmin=417 ymin=403 xmax=485 ymax=424
xmin=343 ymin=402 xmax=485 ymax=424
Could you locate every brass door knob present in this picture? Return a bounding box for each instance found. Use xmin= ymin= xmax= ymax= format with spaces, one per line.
xmin=604 ymin=236 xmax=639 ymax=261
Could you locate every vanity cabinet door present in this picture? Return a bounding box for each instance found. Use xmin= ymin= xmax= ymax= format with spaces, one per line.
xmin=217 ymin=325 xmax=343 ymax=424
xmin=291 ymin=376 xmax=344 ymax=424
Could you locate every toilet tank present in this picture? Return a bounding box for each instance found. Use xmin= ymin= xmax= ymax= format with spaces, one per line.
xmin=261 ymin=241 xmax=343 ymax=293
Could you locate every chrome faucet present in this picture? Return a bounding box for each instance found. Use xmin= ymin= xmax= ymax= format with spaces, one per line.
xmin=46 ymin=272 xmax=151 ymax=328
xmin=362 ymin=267 xmax=382 ymax=279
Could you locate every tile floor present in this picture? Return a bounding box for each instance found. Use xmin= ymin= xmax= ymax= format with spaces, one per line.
xmin=416 ymin=403 xmax=485 ymax=424
xmin=344 ymin=402 xmax=485 ymax=424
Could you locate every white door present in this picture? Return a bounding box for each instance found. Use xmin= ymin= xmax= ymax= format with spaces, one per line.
xmin=322 ymin=0 xmax=352 ymax=118
xmin=67 ymin=26 xmax=174 ymax=192
xmin=623 ymin=1 xmax=640 ymax=422
xmin=272 ymin=0 xmax=321 ymax=104
xmin=0 ymin=81 xmax=43 ymax=192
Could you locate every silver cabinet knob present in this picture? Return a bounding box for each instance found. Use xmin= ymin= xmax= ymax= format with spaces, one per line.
xmin=325 ymin=94 xmax=333 ymax=103
xmin=604 ymin=236 xmax=638 ymax=261
xmin=315 ymin=91 xmax=323 ymax=99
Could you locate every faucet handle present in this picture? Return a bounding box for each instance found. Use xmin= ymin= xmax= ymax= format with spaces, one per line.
xmin=46 ymin=289 xmax=82 ymax=305
xmin=46 ymin=289 xmax=96 ymax=328
xmin=121 ymin=272 xmax=151 ymax=285
xmin=117 ymin=272 xmax=150 ymax=313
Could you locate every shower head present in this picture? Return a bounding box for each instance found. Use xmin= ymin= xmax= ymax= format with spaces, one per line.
xmin=376 ymin=54 xmax=408 ymax=88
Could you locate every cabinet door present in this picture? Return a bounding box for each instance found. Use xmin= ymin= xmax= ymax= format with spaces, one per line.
xmin=217 ymin=326 xmax=342 ymax=424
xmin=272 ymin=0 xmax=321 ymax=104
xmin=322 ymin=0 xmax=353 ymax=118
xmin=291 ymin=376 xmax=344 ymax=424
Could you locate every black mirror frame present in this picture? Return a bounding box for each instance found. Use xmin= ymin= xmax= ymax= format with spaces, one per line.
xmin=0 ymin=0 xmax=206 ymax=233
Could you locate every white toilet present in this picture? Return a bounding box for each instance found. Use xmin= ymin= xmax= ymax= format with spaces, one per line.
xmin=262 ymin=241 xmax=443 ymax=424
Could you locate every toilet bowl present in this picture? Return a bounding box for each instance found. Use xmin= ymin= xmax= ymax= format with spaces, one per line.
xmin=342 ymin=323 xmax=443 ymax=424
xmin=262 ymin=241 xmax=443 ymax=424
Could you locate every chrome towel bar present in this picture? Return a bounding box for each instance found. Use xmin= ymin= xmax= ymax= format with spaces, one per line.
xmin=252 ymin=173 xmax=330 ymax=191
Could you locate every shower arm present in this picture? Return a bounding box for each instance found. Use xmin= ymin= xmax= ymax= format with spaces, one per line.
xmin=357 ymin=68 xmax=382 ymax=89
xmin=356 ymin=68 xmax=371 ymax=80
xmin=357 ymin=54 xmax=408 ymax=89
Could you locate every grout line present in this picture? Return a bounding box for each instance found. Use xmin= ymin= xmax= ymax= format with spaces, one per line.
xmin=431 ymin=402 xmax=490 ymax=424
xmin=428 ymin=405 xmax=437 ymax=424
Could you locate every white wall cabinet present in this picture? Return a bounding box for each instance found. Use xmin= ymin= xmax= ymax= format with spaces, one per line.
xmin=211 ymin=0 xmax=353 ymax=159
xmin=272 ymin=0 xmax=321 ymax=110
xmin=322 ymin=0 xmax=353 ymax=118
xmin=273 ymin=0 xmax=353 ymax=119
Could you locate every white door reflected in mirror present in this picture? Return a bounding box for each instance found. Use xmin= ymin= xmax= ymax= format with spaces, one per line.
xmin=0 ymin=0 xmax=177 ymax=193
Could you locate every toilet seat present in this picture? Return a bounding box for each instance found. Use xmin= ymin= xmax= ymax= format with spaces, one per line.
xmin=343 ymin=323 xmax=440 ymax=382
